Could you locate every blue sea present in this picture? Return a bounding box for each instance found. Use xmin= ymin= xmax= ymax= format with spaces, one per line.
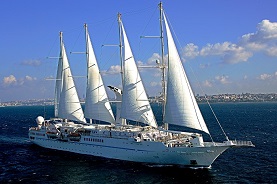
xmin=0 ymin=103 xmax=276 ymax=183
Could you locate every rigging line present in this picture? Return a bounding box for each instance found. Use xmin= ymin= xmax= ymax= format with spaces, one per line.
xmin=121 ymin=5 xmax=154 ymax=17
xmin=102 ymin=18 xmax=116 ymax=45
xmin=100 ymin=19 xmax=121 ymax=85
xmin=138 ymin=7 xmax=159 ymax=65
xmin=100 ymin=19 xmax=119 ymax=72
xmin=47 ymin=34 xmax=59 ymax=59
xmin=70 ymin=27 xmax=83 ymax=54
xmin=203 ymin=74 xmax=244 ymax=140
xmin=140 ymin=6 xmax=158 ymax=36
xmin=85 ymin=15 xmax=115 ymax=28
xmin=162 ymin=10 xmax=183 ymax=59
xmin=138 ymin=13 xmax=156 ymax=61
xmin=185 ymin=55 xmax=230 ymax=141
xmin=205 ymin=99 xmax=229 ymax=141
xmin=62 ymin=25 xmax=85 ymax=34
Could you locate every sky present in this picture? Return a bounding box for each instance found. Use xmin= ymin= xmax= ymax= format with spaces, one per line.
xmin=1 ymin=0 xmax=277 ymax=102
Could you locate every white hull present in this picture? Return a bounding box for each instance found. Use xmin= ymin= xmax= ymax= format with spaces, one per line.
xmin=29 ymin=128 xmax=230 ymax=167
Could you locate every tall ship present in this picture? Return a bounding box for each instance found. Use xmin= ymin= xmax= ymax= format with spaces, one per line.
xmin=29 ymin=3 xmax=254 ymax=167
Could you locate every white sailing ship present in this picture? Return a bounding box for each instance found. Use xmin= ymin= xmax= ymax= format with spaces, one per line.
xmin=29 ymin=3 xmax=254 ymax=167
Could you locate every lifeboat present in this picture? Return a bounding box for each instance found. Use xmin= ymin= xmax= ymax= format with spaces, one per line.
xmin=67 ymin=132 xmax=81 ymax=141
xmin=46 ymin=131 xmax=58 ymax=138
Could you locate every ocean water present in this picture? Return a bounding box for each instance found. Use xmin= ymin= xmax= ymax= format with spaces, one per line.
xmin=0 ymin=103 xmax=276 ymax=183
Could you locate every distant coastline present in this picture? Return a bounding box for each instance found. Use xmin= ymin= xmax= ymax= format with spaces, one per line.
xmin=196 ymin=93 xmax=277 ymax=103
xmin=1 ymin=93 xmax=277 ymax=107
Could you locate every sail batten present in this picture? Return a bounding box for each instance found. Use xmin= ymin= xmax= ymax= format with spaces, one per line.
xmin=120 ymin=22 xmax=157 ymax=128
xmin=163 ymin=12 xmax=209 ymax=134
xmin=84 ymin=25 xmax=115 ymax=124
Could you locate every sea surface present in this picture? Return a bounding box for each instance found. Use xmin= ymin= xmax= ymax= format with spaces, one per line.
xmin=0 ymin=103 xmax=276 ymax=183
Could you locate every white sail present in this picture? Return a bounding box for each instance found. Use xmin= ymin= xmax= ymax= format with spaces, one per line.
xmin=163 ymin=13 xmax=209 ymax=134
xmin=84 ymin=25 xmax=115 ymax=124
xmin=120 ymin=22 xmax=157 ymax=128
xmin=57 ymin=33 xmax=86 ymax=123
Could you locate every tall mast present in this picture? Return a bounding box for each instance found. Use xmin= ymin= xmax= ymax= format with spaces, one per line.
xmin=84 ymin=23 xmax=89 ymax=78
xmin=117 ymin=13 xmax=124 ymax=85
xmin=159 ymin=2 xmax=168 ymax=130
xmin=84 ymin=23 xmax=89 ymax=97
xmin=59 ymin=32 xmax=63 ymax=46
xmin=54 ymin=31 xmax=63 ymax=118
xmin=84 ymin=23 xmax=93 ymax=124
xmin=117 ymin=13 xmax=127 ymax=126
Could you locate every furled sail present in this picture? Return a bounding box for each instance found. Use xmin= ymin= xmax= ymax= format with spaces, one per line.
xmin=163 ymin=12 xmax=209 ymax=134
xmin=57 ymin=32 xmax=86 ymax=123
xmin=120 ymin=21 xmax=157 ymax=128
xmin=84 ymin=24 xmax=115 ymax=124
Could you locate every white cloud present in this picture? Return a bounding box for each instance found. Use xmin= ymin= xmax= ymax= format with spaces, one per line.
xmin=150 ymin=81 xmax=161 ymax=87
xmin=242 ymin=41 xmax=266 ymax=51
xmin=257 ymin=71 xmax=277 ymax=80
xmin=106 ymin=65 xmax=121 ymax=74
xmin=2 ymin=75 xmax=37 ymax=87
xmin=246 ymin=20 xmax=277 ymax=42
xmin=182 ymin=43 xmax=199 ymax=58
xmin=258 ymin=73 xmax=272 ymax=80
xmin=3 ymin=75 xmax=17 ymax=86
xmin=25 ymin=75 xmax=37 ymax=81
xmin=153 ymin=72 xmax=161 ymax=77
xmin=147 ymin=53 xmax=163 ymax=65
xmin=150 ymin=82 xmax=158 ymax=87
xmin=203 ymin=80 xmax=213 ymax=87
xmin=182 ymin=19 xmax=277 ymax=64
xmin=199 ymin=42 xmax=252 ymax=64
xmin=265 ymin=47 xmax=277 ymax=56
xmin=222 ymin=47 xmax=253 ymax=64
xmin=215 ymin=75 xmax=231 ymax=84
xmin=199 ymin=63 xmax=210 ymax=69
xmin=21 ymin=60 xmax=42 ymax=66
xmin=240 ymin=19 xmax=277 ymax=56
xmin=200 ymin=42 xmax=233 ymax=56
xmin=137 ymin=60 xmax=144 ymax=66
xmin=18 ymin=76 xmax=37 ymax=85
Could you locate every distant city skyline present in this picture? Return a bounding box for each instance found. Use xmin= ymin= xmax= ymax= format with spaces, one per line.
xmin=1 ymin=0 xmax=277 ymax=101
xmin=1 ymin=93 xmax=277 ymax=105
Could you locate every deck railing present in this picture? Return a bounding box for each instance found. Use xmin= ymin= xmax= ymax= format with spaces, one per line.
xmin=229 ymin=140 xmax=255 ymax=147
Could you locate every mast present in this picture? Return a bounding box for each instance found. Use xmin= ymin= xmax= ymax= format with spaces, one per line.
xmin=159 ymin=2 xmax=168 ymax=130
xmin=117 ymin=13 xmax=127 ymax=126
xmin=84 ymin=23 xmax=92 ymax=124
xmin=117 ymin=13 xmax=124 ymax=85
xmin=54 ymin=32 xmax=64 ymax=118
